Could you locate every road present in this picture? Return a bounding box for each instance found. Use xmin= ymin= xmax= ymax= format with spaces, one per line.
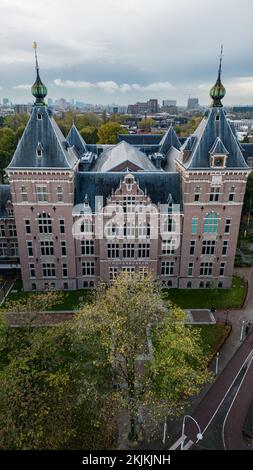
xmin=176 ymin=327 xmax=253 ymax=450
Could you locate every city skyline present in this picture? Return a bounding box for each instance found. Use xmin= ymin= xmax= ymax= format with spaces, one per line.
xmin=1 ymin=0 xmax=253 ymax=105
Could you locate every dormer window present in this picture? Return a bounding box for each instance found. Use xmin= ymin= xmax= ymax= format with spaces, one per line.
xmin=215 ymin=115 xmax=220 ymax=121
xmin=36 ymin=142 xmax=44 ymax=158
xmin=210 ymin=155 xmax=226 ymax=168
xmin=37 ymin=113 xmax=42 ymax=120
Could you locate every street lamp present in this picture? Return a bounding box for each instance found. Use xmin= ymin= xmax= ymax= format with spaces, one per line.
xmin=240 ymin=320 xmax=245 ymax=342
xmin=180 ymin=415 xmax=203 ymax=450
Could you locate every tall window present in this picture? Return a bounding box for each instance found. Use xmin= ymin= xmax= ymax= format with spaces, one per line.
xmin=200 ymin=262 xmax=213 ymax=276
xmin=219 ymin=262 xmax=225 ymax=276
xmin=81 ymin=240 xmax=94 ymax=256
xmin=222 ymin=240 xmax=228 ymax=256
xmin=188 ymin=262 xmax=194 ymax=276
xmin=190 ymin=240 xmax=195 ymax=256
xmin=42 ymin=263 xmax=55 ymax=278
xmin=194 ymin=186 xmax=201 ymax=202
xmin=25 ymin=218 xmax=31 ymax=234
xmin=123 ymin=243 xmax=135 ymax=258
xmin=27 ymin=241 xmax=33 ymax=257
xmin=38 ymin=213 xmax=52 ymax=234
xmin=61 ymin=240 xmax=67 ymax=256
xmin=82 ymin=261 xmax=95 ymax=276
xmin=109 ymin=267 xmax=118 ymax=282
xmin=229 ymin=186 xmax=235 ymax=202
xmin=209 ymin=187 xmax=220 ymax=202
xmin=40 ymin=240 xmax=54 ymax=256
xmin=0 ymin=225 xmax=5 ymax=237
xmin=138 ymin=243 xmax=150 ymax=258
xmin=29 ymin=263 xmax=36 ymax=278
xmin=202 ymin=240 xmax=216 ymax=255
xmin=123 ymin=196 xmax=136 ymax=213
xmin=105 ymin=222 xmax=119 ymax=239
xmin=36 ymin=185 xmax=48 ymax=203
xmin=204 ymin=213 xmax=218 ymax=233
xmin=161 ymin=261 xmax=174 ymax=276
xmin=80 ymin=218 xmax=93 ymax=236
xmin=162 ymin=239 xmax=176 ymax=255
xmin=0 ymin=242 xmax=7 ymax=257
xmin=164 ymin=215 xmax=176 ymax=233
xmin=56 ymin=187 xmax=63 ymax=202
xmin=138 ymin=222 xmax=150 ymax=239
xmin=192 ymin=217 xmax=198 ymax=234
xmin=124 ymin=223 xmax=135 ymax=239
xmin=59 ymin=218 xmax=65 ymax=234
xmin=10 ymin=242 xmax=19 ymax=257
xmin=225 ymin=218 xmax=231 ymax=234
xmin=62 ymin=263 xmax=68 ymax=277
xmin=9 ymin=224 xmax=17 ymax=237
xmin=107 ymin=243 xmax=119 ymax=259
xmin=21 ymin=186 xmax=28 ymax=202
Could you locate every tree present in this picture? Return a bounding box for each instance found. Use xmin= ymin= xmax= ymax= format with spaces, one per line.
xmin=77 ymin=272 xmax=210 ymax=442
xmin=0 ymin=294 xmax=115 ymax=449
xmin=0 ymin=127 xmax=19 ymax=182
xmin=0 ymin=323 xmax=114 ymax=449
xmin=79 ymin=126 xmax=98 ymax=144
xmin=138 ymin=118 xmax=155 ymax=132
xmin=97 ymin=122 xmax=128 ymax=144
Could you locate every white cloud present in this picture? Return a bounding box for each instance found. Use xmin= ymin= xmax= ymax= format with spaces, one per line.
xmin=53 ymin=78 xmax=175 ymax=93
xmin=13 ymin=84 xmax=31 ymax=89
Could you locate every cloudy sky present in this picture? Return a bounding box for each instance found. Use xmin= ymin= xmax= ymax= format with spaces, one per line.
xmin=0 ymin=0 xmax=253 ymax=106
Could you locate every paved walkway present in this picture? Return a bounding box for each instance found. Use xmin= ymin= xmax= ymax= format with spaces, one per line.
xmin=210 ymin=267 xmax=253 ymax=374
xmin=173 ymin=266 xmax=253 ymax=451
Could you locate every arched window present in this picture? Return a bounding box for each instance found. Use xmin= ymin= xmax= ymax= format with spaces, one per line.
xmin=105 ymin=221 xmax=120 ymax=239
xmin=38 ymin=213 xmax=52 ymax=234
xmin=163 ymin=215 xmax=176 ymax=233
xmin=204 ymin=212 xmax=218 ymax=233
xmin=80 ymin=219 xmax=93 ymax=234
xmin=124 ymin=223 xmax=135 ymax=239
xmin=138 ymin=222 xmax=150 ymax=239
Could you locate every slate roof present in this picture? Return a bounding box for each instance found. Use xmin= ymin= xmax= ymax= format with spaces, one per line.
xmin=0 ymin=185 xmax=11 ymax=218
xmin=75 ymin=172 xmax=182 ymax=212
xmin=163 ymin=147 xmax=181 ymax=172
xmin=182 ymin=107 xmax=248 ymax=169
xmin=159 ymin=127 xmax=181 ymax=154
xmin=66 ymin=124 xmax=88 ymax=155
xmin=7 ymin=106 xmax=78 ymax=170
xmin=117 ymin=134 xmax=163 ymax=145
xmin=91 ymin=140 xmax=158 ymax=172
xmin=209 ymin=137 xmax=229 ymax=155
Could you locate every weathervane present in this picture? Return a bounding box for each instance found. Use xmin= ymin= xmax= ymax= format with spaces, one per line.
xmin=32 ymin=41 xmax=39 ymax=71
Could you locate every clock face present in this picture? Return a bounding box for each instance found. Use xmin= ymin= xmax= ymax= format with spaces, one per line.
xmin=214 ymin=157 xmax=223 ymax=167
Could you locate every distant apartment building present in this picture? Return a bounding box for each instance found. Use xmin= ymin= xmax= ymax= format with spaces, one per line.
xmin=187 ymin=98 xmax=199 ymax=110
xmin=14 ymin=104 xmax=32 ymax=115
xmin=163 ymin=100 xmax=177 ymax=107
xmin=127 ymin=99 xmax=159 ymax=115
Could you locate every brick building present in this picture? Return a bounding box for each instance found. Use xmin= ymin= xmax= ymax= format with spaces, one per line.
xmin=0 ymin=52 xmax=250 ymax=291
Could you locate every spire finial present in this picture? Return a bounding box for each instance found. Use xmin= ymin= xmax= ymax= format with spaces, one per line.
xmin=218 ymin=44 xmax=223 ymax=81
xmin=33 ymin=41 xmax=39 ymax=71
xmin=209 ymin=45 xmax=226 ymax=108
xmin=31 ymin=41 xmax=47 ymax=106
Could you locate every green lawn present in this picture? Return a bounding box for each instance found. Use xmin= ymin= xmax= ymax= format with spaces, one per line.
xmin=3 ymin=275 xmax=247 ymax=312
xmin=161 ymin=276 xmax=247 ymax=309
xmin=195 ymin=323 xmax=231 ymax=361
xmin=3 ymin=286 xmax=94 ymax=311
